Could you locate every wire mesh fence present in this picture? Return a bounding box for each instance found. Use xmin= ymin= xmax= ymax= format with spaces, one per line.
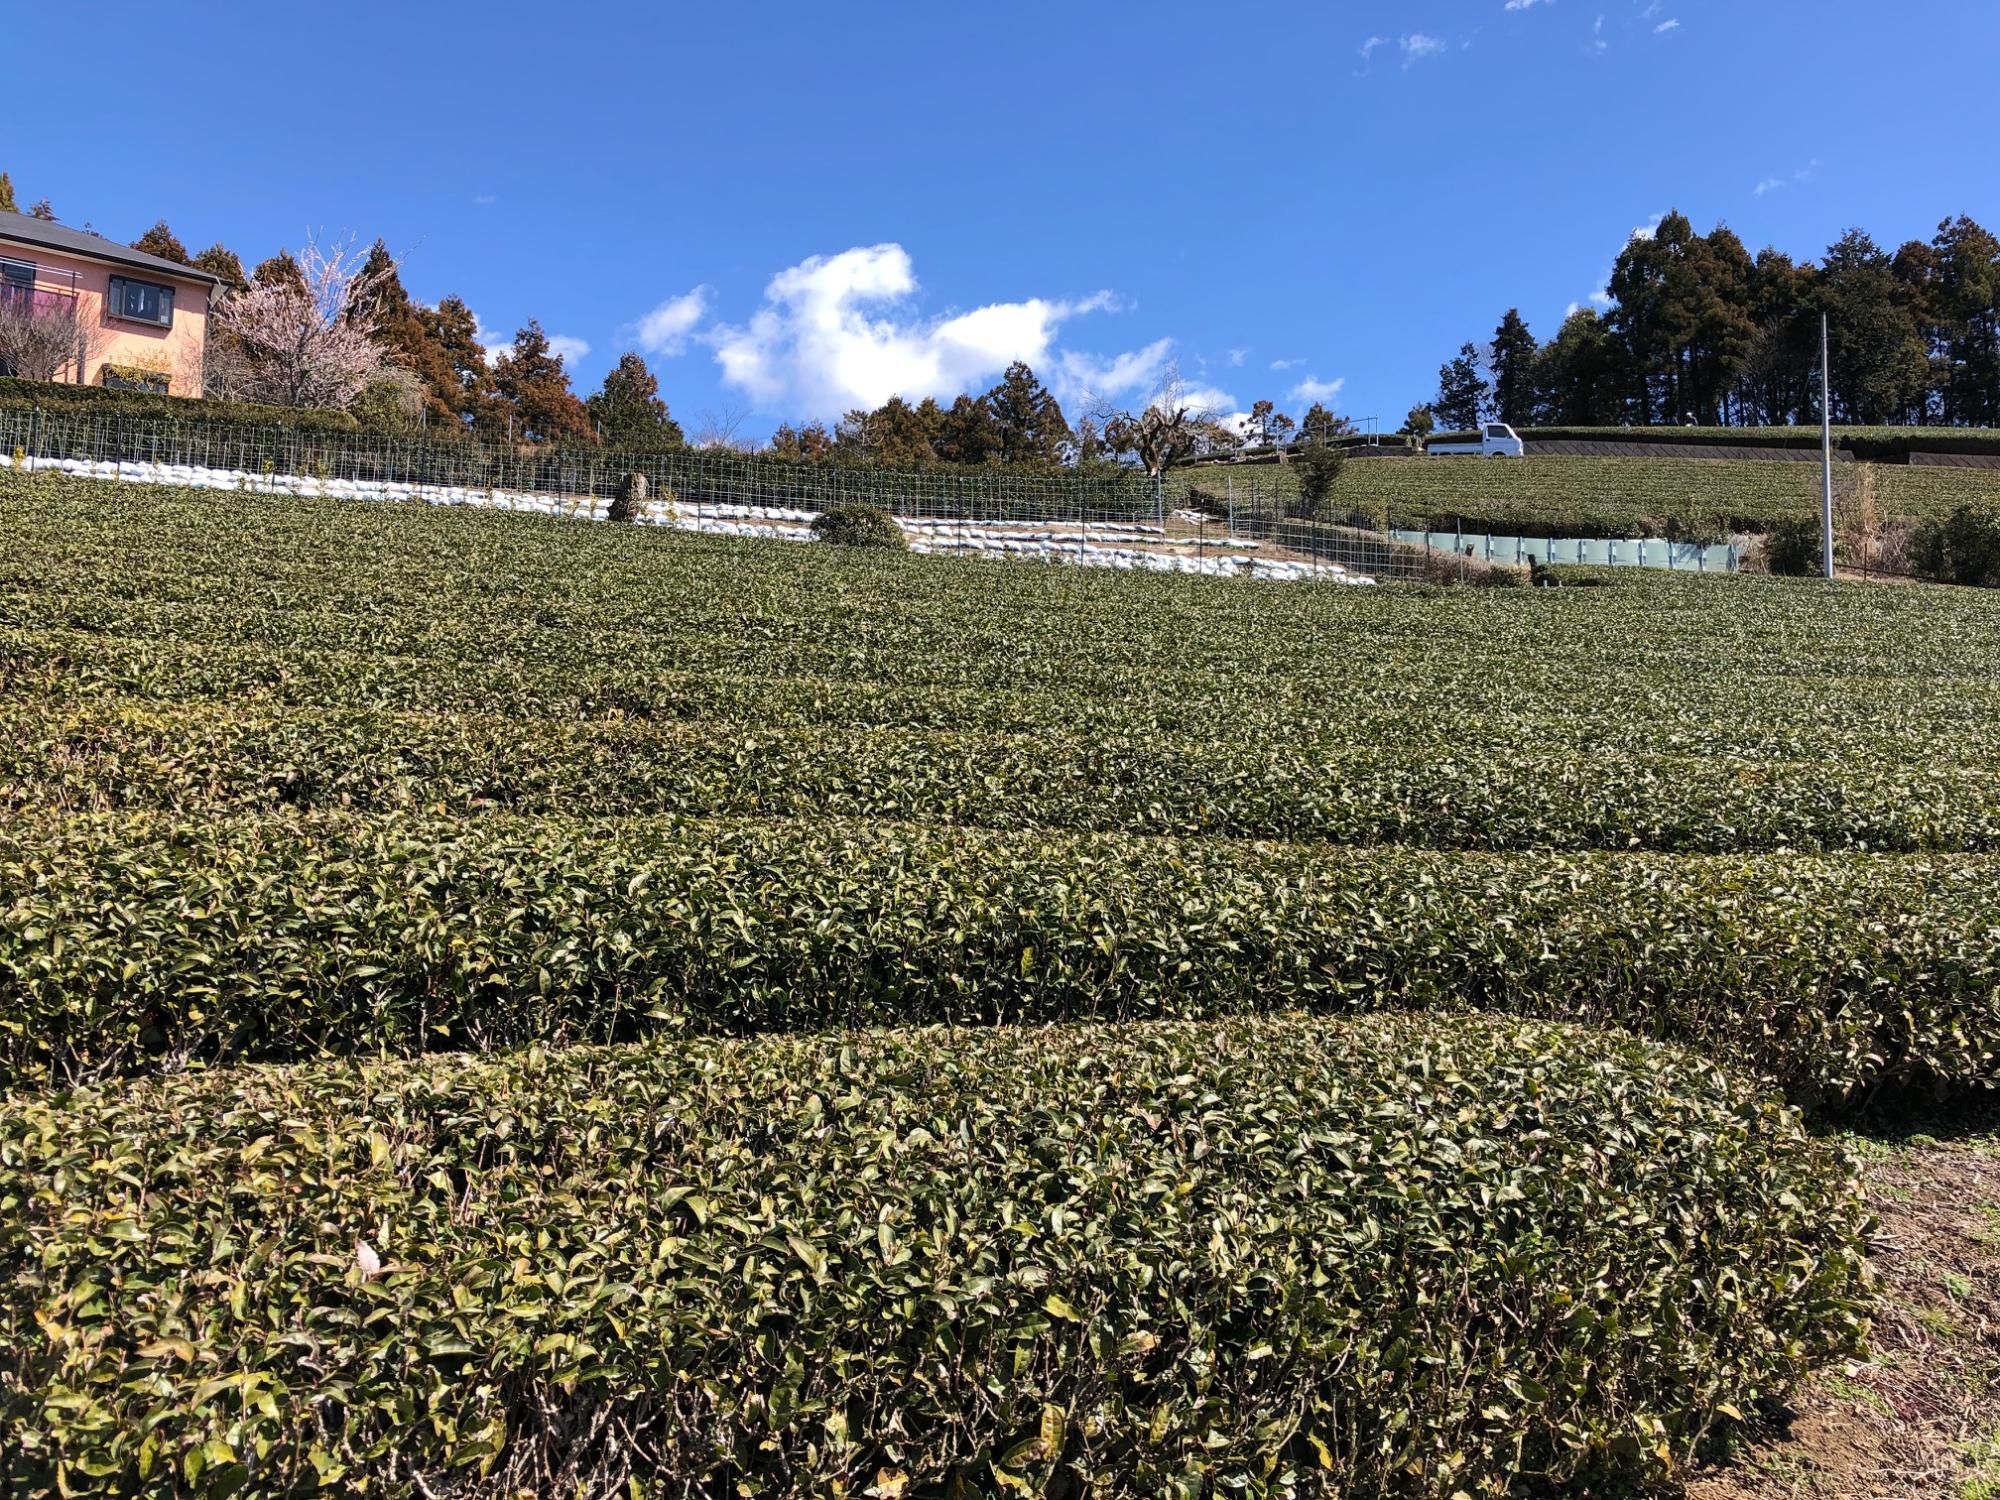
xmin=0 ymin=406 xmax=1161 ymax=526
xmin=2 ymin=404 xmax=1767 ymax=583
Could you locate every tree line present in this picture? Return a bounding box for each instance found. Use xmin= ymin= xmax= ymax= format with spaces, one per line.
xmin=1 ymin=174 xmax=683 ymax=449
xmin=3 ymin=172 xmax=1369 ymax=470
xmin=1420 ymin=210 xmax=2000 ymax=433
xmin=772 ymin=374 xmax=1355 ymax=474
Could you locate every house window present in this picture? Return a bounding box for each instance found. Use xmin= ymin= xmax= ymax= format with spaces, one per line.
xmin=0 ymin=258 xmax=32 ymax=290
xmin=102 ymin=364 xmax=170 ymax=395
xmin=107 ymin=275 xmax=175 ymax=328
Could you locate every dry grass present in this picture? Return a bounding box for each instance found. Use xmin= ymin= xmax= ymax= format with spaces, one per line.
xmin=1690 ymin=1115 xmax=2000 ymax=1500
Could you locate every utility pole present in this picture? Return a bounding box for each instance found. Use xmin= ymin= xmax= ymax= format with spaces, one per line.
xmin=1820 ymin=313 xmax=1836 ymax=581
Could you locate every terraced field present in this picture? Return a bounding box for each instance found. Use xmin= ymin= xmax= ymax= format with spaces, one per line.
xmin=1173 ymin=454 xmax=2000 ymax=538
xmin=2 ymin=466 xmax=1992 ymax=1497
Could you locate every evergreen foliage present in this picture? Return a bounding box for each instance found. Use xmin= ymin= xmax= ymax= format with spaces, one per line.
xmin=1434 ymin=342 xmax=1488 ymax=429
xmin=127 ymin=219 xmax=189 ymax=265
xmin=588 ymin=353 xmax=684 ymax=448
xmin=1436 ymin=210 xmax=2000 ymax=430
xmin=491 ymin=321 xmax=593 ymax=444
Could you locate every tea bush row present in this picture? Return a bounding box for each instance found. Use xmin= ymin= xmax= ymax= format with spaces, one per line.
xmin=1168 ymin=457 xmax=2000 ymax=537
xmin=12 ymin=695 xmax=2000 ymax=853
xmin=0 ymin=1012 xmax=1870 ymax=1498
xmin=5 ymin=810 xmax=1997 ymax=1106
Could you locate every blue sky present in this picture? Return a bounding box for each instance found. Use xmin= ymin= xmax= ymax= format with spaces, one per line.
xmin=8 ymin=0 xmax=1996 ymax=437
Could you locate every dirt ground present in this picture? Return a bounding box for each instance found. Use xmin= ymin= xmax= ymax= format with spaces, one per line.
xmin=1688 ymin=1119 xmax=2000 ymax=1500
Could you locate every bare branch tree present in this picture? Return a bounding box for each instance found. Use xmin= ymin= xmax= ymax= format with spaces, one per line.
xmin=0 ymin=289 xmax=96 ymax=383
xmin=1090 ymin=360 xmax=1220 ymax=479
xmin=215 ymin=234 xmax=393 ymax=410
xmin=691 ymin=402 xmax=756 ymax=452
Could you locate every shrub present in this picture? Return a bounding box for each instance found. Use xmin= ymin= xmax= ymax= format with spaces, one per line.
xmin=0 ymin=373 xmax=361 ymax=432
xmin=1762 ymin=515 xmax=1827 ymax=575
xmin=1911 ymin=502 xmax=2000 ymax=587
xmin=810 ymin=502 xmax=907 ymax=549
xmin=1289 ymin=439 xmax=1346 ymax=520
xmin=1663 ymin=509 xmax=1727 ymax=547
xmin=0 ymin=1012 xmax=1870 ymax=1499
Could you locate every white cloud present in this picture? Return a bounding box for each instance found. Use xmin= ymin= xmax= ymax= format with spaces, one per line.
xmin=1174 ymin=384 xmax=1241 ymax=418
xmin=631 ymin=287 xmax=712 ymax=357
xmin=1754 ymin=159 xmax=1819 ymax=198
xmin=704 ymin=243 xmax=1128 ymax=420
xmin=1590 ymin=15 xmax=1608 ymax=51
xmin=1055 ymin=338 xmax=1177 ymax=406
xmin=1654 ymin=17 xmax=1679 ymax=31
xmin=1504 ymin=0 xmax=1553 ymax=10
xmin=1227 ymin=347 xmax=1248 ymax=367
xmin=472 ymin=193 xmax=498 ymax=207
xmin=1289 ymin=376 xmax=1346 ymax=406
xmin=1359 ymin=35 xmax=1388 ymax=62
xmin=1402 ymin=33 xmax=1448 ymax=65
xmin=547 ymin=334 xmax=590 ymax=366
xmin=1269 ymin=357 xmax=1299 ymax=371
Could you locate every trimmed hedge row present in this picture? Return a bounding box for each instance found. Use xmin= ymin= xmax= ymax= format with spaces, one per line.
xmin=5 ymin=810 xmax=1997 ymax=1107
xmin=0 ymin=377 xmax=361 ymax=434
xmin=11 ymin=695 xmax=2000 ymax=853
xmin=1518 ymin=426 xmax=2000 ymax=462
xmin=0 ymin=1012 xmax=1871 ymax=1497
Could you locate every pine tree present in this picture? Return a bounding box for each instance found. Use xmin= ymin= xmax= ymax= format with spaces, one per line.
xmin=588 ymin=353 xmax=684 ymax=448
xmin=1299 ymin=403 xmax=1354 ymax=442
xmin=253 ymin=252 xmax=307 ymax=295
xmin=192 ymin=244 xmax=250 ymax=294
xmin=937 ymin=393 xmax=1001 ymax=465
xmin=769 ymin=422 xmax=836 ymax=459
xmin=913 ymin=397 xmax=949 ymax=457
xmin=418 ymin=296 xmax=499 ymax=432
xmin=1820 ymin=229 xmax=1931 ymax=424
xmin=1433 ymin=343 xmax=1488 ymax=430
xmin=1933 ymin=216 xmax=2000 ymax=427
xmin=1488 ymin=310 xmax=1539 ymax=427
xmin=1399 ymin=405 xmax=1436 ymax=438
xmin=844 ymin=396 xmax=938 ymax=465
xmin=491 ymin=320 xmax=594 ymax=444
xmin=130 ymin=220 xmax=190 ymax=265
xmin=0 ymin=174 xmax=16 ymax=213
xmin=1733 ymin=249 xmax=1819 ymax=425
xmin=1535 ymin=310 xmax=1617 ymax=425
xmin=1244 ymin=400 xmax=1276 ymax=448
xmin=347 ymin=241 xmax=460 ymax=428
xmin=982 ymin=363 xmax=1068 ymax=465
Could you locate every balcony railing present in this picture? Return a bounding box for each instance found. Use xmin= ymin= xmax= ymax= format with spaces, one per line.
xmin=0 ymin=261 xmax=80 ymax=317
xmin=0 ymin=283 xmax=79 ymax=317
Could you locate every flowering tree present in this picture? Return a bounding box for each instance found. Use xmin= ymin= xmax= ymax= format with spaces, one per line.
xmin=215 ymin=235 xmax=392 ymax=410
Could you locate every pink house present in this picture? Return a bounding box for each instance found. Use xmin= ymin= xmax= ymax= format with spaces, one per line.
xmin=0 ymin=210 xmax=222 ymax=396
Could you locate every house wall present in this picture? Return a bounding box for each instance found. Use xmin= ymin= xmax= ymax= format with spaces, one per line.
xmin=3 ymin=244 xmax=211 ymax=396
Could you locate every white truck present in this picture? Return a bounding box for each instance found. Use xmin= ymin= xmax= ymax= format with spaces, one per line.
xmin=1425 ymin=422 xmax=1525 ymax=458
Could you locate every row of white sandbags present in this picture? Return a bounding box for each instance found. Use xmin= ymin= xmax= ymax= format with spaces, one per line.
xmin=2 ymin=455 xmax=1370 ymax=583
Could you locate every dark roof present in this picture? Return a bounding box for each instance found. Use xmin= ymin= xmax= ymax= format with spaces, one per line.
xmin=0 ymin=211 xmax=222 ymax=288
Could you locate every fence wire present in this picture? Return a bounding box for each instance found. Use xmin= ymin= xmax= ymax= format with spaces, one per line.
xmin=0 ymin=407 xmax=1159 ymax=526
xmin=0 ymin=406 xmax=1589 ymax=583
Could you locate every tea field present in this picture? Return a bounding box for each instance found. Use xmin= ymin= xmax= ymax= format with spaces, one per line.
xmin=1172 ymin=453 xmax=2000 ymax=538
xmin=2 ymin=466 xmax=1992 ymax=1497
